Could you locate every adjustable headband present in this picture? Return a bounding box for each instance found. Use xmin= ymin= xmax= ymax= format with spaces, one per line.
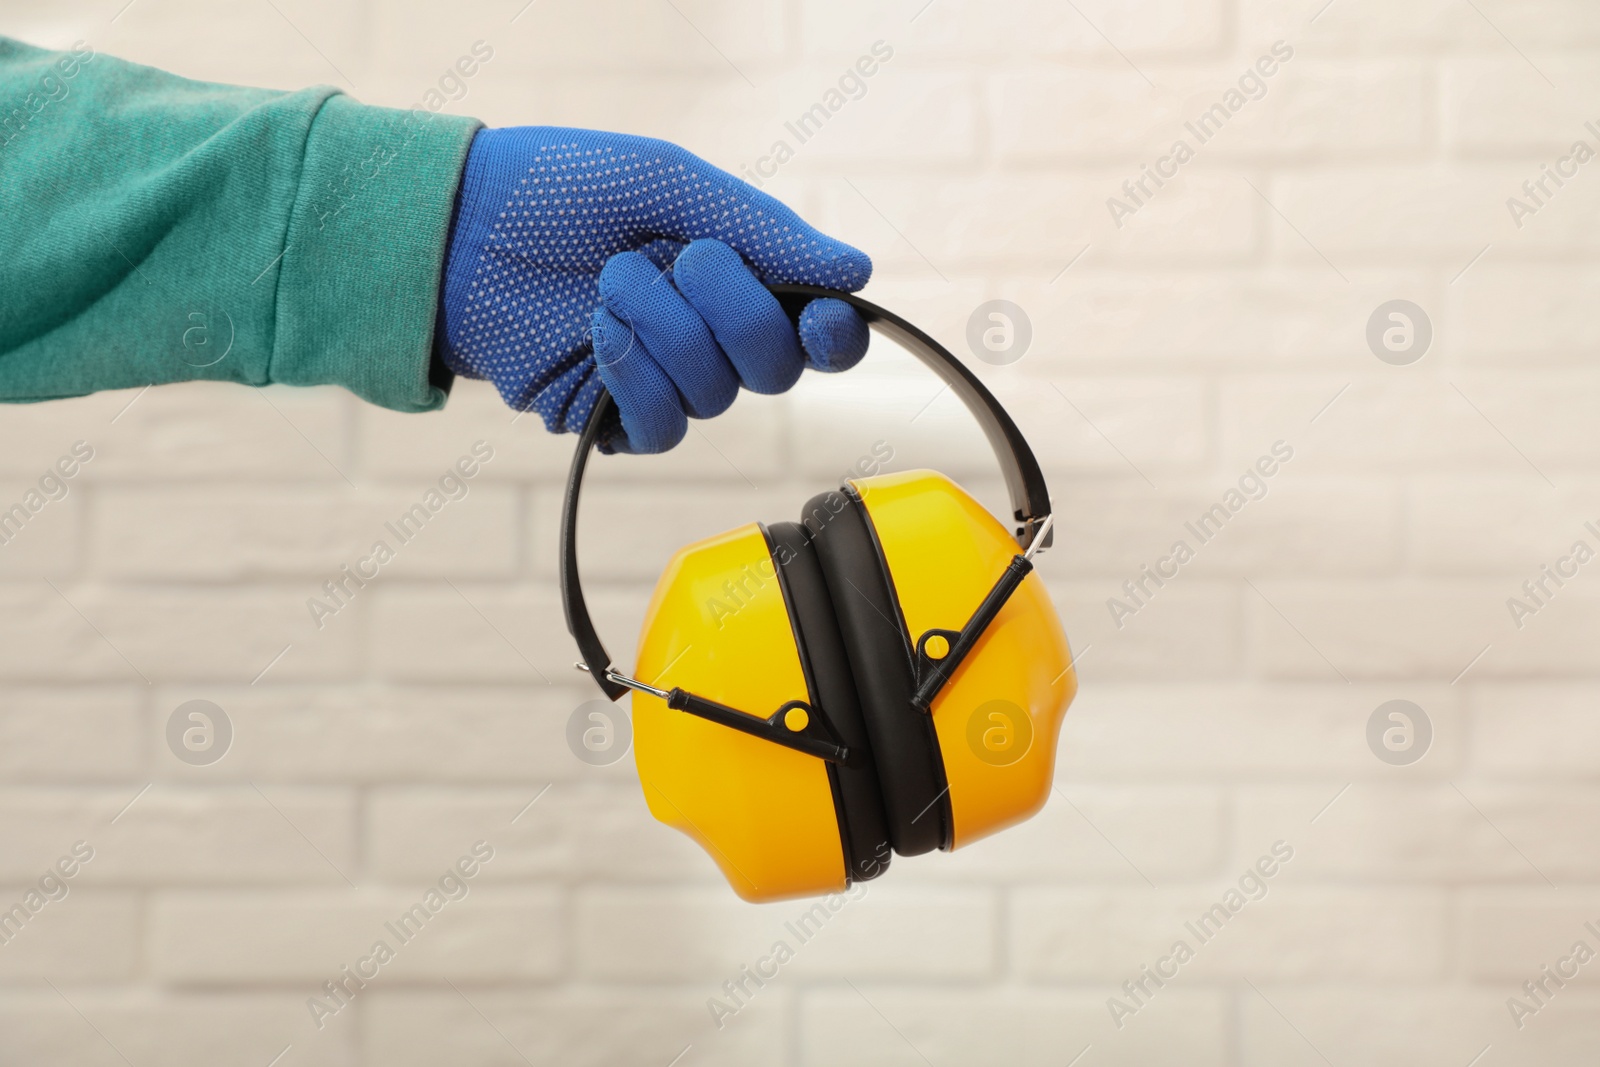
xmin=562 ymin=284 xmax=1053 ymax=702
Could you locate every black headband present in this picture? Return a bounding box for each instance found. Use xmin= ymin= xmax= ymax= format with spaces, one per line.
xmin=561 ymin=284 xmax=1053 ymax=701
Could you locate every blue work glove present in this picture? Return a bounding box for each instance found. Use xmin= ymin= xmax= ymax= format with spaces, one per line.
xmin=435 ymin=127 xmax=872 ymax=453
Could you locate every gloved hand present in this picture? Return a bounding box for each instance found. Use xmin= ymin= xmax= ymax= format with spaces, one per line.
xmin=435 ymin=127 xmax=872 ymax=453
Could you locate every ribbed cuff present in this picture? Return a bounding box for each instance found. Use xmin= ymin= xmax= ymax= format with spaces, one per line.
xmin=274 ymin=95 xmax=480 ymax=412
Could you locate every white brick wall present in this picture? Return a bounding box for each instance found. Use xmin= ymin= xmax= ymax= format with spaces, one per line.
xmin=4 ymin=0 xmax=1600 ymax=1062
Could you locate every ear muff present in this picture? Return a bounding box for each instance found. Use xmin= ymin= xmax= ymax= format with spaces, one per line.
xmin=630 ymin=522 xmax=855 ymax=900
xmin=562 ymin=285 xmax=1072 ymax=903
xmin=631 ymin=515 xmax=899 ymax=900
xmin=804 ymin=487 xmax=950 ymax=856
xmin=842 ymin=470 xmax=1075 ymax=849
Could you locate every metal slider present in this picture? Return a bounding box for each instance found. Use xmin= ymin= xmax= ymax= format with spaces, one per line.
xmin=574 ymin=661 xmax=668 ymax=699
xmin=1024 ymin=513 xmax=1054 ymax=560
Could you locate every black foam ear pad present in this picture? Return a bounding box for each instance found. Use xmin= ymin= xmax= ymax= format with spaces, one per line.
xmin=802 ymin=489 xmax=950 ymax=856
xmin=764 ymin=521 xmax=892 ymax=883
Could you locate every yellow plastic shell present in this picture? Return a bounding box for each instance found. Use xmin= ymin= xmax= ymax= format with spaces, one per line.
xmin=852 ymin=470 xmax=1076 ymax=849
xmin=631 ymin=523 xmax=846 ymax=902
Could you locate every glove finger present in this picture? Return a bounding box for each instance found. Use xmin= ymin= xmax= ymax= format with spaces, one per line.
xmin=635 ymin=236 xmax=686 ymax=272
xmin=798 ymin=297 xmax=871 ymax=373
xmin=671 ymin=239 xmax=805 ymax=395
xmin=590 ymin=306 xmax=687 ymax=454
xmin=541 ymin=357 xmax=606 ymax=435
xmin=599 ymin=250 xmax=739 ymax=420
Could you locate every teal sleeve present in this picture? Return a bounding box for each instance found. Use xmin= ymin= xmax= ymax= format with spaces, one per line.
xmin=0 ymin=37 xmax=482 ymax=412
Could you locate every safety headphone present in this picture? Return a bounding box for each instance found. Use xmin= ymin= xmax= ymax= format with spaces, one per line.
xmin=562 ymin=285 xmax=1076 ymax=902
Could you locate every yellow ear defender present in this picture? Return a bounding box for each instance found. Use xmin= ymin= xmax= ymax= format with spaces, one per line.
xmin=562 ymin=285 xmax=1076 ymax=902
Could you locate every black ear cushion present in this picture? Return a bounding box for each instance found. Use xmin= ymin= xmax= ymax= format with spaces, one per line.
xmin=802 ymin=489 xmax=950 ymax=856
xmin=764 ymin=521 xmax=892 ymax=883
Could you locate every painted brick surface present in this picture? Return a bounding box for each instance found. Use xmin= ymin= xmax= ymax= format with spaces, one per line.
xmin=2 ymin=0 xmax=1597 ymax=1062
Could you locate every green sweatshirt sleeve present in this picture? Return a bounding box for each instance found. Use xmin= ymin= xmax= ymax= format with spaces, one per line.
xmin=0 ymin=37 xmax=481 ymax=412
